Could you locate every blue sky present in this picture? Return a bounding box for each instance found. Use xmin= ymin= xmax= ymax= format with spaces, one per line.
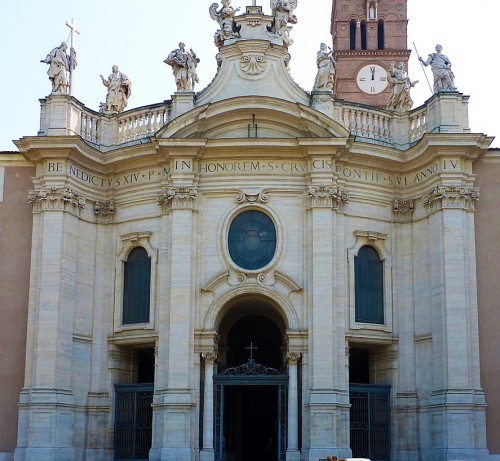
xmin=0 ymin=0 xmax=498 ymax=150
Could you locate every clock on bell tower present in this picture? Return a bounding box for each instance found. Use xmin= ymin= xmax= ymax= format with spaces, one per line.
xmin=331 ymin=0 xmax=411 ymax=107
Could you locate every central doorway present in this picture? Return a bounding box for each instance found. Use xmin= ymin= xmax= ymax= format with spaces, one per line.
xmin=224 ymin=385 xmax=279 ymax=461
xmin=214 ymin=305 xmax=289 ymax=461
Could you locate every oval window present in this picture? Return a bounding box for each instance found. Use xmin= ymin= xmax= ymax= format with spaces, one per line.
xmin=228 ymin=210 xmax=277 ymax=270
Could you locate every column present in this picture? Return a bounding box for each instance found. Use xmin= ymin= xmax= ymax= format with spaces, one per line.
xmin=200 ymin=351 xmax=217 ymax=461
xmin=286 ymin=352 xmax=300 ymax=461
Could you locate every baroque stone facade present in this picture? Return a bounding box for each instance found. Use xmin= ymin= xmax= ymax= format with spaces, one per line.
xmin=0 ymin=3 xmax=499 ymax=461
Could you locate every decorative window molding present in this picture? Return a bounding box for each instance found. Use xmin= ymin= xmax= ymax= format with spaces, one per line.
xmin=114 ymin=232 xmax=157 ymax=332
xmin=221 ymin=205 xmax=284 ymax=275
xmin=234 ymin=190 xmax=269 ymax=205
xmin=348 ymin=231 xmax=392 ymax=333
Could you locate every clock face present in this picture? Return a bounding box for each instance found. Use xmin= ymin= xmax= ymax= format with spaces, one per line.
xmin=356 ymin=64 xmax=388 ymax=94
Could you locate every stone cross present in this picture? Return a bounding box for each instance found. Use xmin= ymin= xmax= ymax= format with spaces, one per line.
xmin=245 ymin=341 xmax=258 ymax=362
xmin=65 ymin=18 xmax=80 ymax=95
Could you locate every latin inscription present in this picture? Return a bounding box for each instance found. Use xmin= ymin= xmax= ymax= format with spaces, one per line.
xmin=45 ymin=159 xmax=459 ymax=190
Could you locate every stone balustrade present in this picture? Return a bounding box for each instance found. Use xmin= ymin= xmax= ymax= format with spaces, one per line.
xmin=38 ymin=92 xmax=468 ymax=152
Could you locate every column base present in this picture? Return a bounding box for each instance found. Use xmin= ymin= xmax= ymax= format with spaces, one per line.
xmin=286 ymin=448 xmax=301 ymax=461
xmin=200 ymin=448 xmax=215 ymax=461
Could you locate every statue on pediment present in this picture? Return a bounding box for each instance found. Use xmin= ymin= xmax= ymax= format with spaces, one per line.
xmin=419 ymin=44 xmax=456 ymax=93
xmin=41 ymin=42 xmax=77 ymax=94
xmin=269 ymin=0 xmax=298 ymax=47
xmin=313 ymin=43 xmax=336 ymax=91
xmin=386 ymin=61 xmax=418 ymax=111
xmin=100 ymin=65 xmax=132 ymax=114
xmin=209 ymin=1 xmax=241 ymax=48
xmin=164 ymin=42 xmax=200 ymax=92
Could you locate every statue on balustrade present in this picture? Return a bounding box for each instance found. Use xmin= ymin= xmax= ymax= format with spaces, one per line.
xmin=386 ymin=61 xmax=418 ymax=111
xmin=164 ymin=42 xmax=200 ymax=92
xmin=40 ymin=42 xmax=77 ymax=94
xmin=209 ymin=0 xmax=241 ymax=48
xmin=313 ymin=43 xmax=336 ymax=92
xmin=100 ymin=65 xmax=132 ymax=114
xmin=268 ymin=0 xmax=298 ymax=47
xmin=419 ymin=44 xmax=456 ymax=93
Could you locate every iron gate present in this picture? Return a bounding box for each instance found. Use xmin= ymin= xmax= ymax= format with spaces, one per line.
xmin=349 ymin=384 xmax=390 ymax=461
xmin=114 ymin=384 xmax=154 ymax=461
xmin=214 ymin=369 xmax=288 ymax=461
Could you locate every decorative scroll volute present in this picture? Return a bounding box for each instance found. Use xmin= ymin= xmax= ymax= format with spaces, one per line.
xmin=201 ymin=351 xmax=218 ymax=364
xmin=393 ymin=198 xmax=414 ymax=222
xmin=422 ymin=185 xmax=479 ymax=213
xmin=28 ymin=187 xmax=86 ymax=216
xmin=158 ymin=185 xmax=198 ymax=212
xmin=308 ymin=184 xmax=349 ymax=210
xmin=234 ymin=190 xmax=269 ymax=204
xmin=240 ymin=54 xmax=267 ymax=75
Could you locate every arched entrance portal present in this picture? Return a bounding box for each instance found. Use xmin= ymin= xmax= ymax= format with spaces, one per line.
xmin=214 ymin=300 xmax=289 ymax=461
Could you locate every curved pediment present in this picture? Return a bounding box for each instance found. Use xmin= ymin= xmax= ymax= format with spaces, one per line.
xmin=155 ymin=96 xmax=350 ymax=140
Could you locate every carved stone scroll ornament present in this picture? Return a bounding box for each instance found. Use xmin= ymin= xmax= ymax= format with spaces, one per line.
xmin=240 ymin=54 xmax=267 ymax=75
xmin=234 ymin=191 xmax=269 ymax=204
xmin=308 ymin=184 xmax=349 ymax=209
xmin=95 ymin=200 xmax=115 ymax=216
xmin=157 ymin=185 xmax=198 ymax=211
xmin=201 ymin=351 xmax=218 ymax=363
xmin=286 ymin=352 xmax=301 ymax=363
xmin=393 ymin=198 xmax=414 ymax=221
xmin=28 ymin=187 xmax=86 ymax=215
xmin=422 ymin=185 xmax=479 ymax=212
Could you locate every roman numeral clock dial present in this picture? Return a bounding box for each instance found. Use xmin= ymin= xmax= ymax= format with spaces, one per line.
xmin=356 ymin=64 xmax=388 ymax=94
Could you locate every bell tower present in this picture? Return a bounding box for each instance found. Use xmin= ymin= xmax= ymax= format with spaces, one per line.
xmin=331 ymin=0 xmax=411 ymax=107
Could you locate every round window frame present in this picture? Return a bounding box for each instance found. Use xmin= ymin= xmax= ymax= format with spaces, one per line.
xmin=224 ymin=206 xmax=281 ymax=273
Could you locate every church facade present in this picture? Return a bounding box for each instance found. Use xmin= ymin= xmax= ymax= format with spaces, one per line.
xmin=1 ymin=2 xmax=499 ymax=461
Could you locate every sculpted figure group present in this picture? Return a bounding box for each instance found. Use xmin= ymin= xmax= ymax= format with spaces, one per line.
xmin=209 ymin=0 xmax=241 ymax=48
xmin=100 ymin=65 xmax=132 ymax=114
xmin=41 ymin=42 xmax=77 ymax=94
xmin=41 ymin=7 xmax=457 ymax=116
xmin=313 ymin=43 xmax=336 ymax=91
xmin=386 ymin=61 xmax=418 ymax=111
xmin=164 ymin=42 xmax=200 ymax=92
xmin=419 ymin=44 xmax=456 ymax=93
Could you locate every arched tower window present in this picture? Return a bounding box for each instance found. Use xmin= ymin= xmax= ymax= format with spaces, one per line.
xmin=355 ymin=246 xmax=384 ymax=324
xmin=378 ymin=19 xmax=385 ymax=50
xmin=123 ymin=247 xmax=151 ymax=324
xmin=350 ymin=19 xmax=357 ymax=50
xmin=360 ymin=20 xmax=367 ymax=50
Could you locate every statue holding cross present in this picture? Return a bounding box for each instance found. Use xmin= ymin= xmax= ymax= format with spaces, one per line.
xmin=41 ymin=19 xmax=79 ymax=95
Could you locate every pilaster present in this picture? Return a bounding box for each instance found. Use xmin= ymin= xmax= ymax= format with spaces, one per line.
xmin=15 ymin=187 xmax=84 ymax=461
xmin=152 ymin=149 xmax=199 ymax=461
xmin=305 ymin=151 xmax=351 ymax=461
xmin=421 ymin=183 xmax=488 ymax=461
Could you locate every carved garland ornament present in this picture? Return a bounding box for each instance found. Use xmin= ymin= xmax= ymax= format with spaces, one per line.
xmin=422 ymin=185 xmax=479 ymax=212
xmin=240 ymin=54 xmax=267 ymax=75
xmin=28 ymin=187 xmax=86 ymax=215
xmin=157 ymin=185 xmax=198 ymax=211
xmin=308 ymin=184 xmax=349 ymax=209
